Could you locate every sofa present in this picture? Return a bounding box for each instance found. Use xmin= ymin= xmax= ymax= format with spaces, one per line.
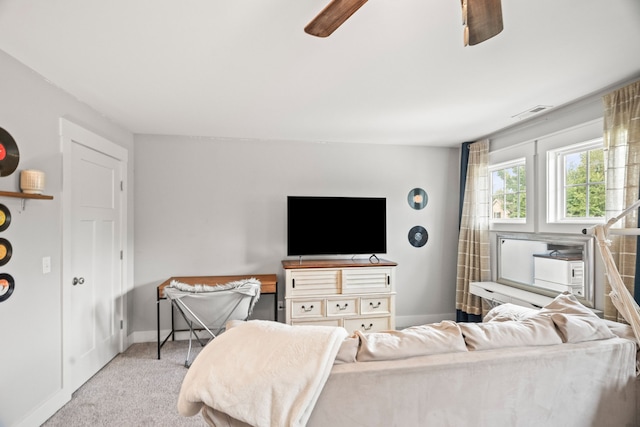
xmin=177 ymin=293 xmax=638 ymax=427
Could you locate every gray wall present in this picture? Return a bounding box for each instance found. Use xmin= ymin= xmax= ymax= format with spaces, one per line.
xmin=133 ymin=135 xmax=461 ymax=340
xmin=0 ymin=51 xmax=134 ymax=427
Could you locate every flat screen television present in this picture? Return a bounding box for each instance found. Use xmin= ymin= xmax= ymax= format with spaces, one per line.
xmin=287 ymin=196 xmax=387 ymax=256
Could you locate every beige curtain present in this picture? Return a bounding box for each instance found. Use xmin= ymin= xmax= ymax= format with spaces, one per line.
xmin=455 ymin=139 xmax=491 ymax=316
xmin=603 ymin=80 xmax=640 ymax=321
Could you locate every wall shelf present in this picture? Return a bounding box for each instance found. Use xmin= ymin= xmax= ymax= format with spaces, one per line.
xmin=0 ymin=191 xmax=53 ymax=211
xmin=0 ymin=191 xmax=53 ymax=200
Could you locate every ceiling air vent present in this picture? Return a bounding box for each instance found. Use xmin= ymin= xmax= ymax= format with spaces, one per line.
xmin=512 ymin=105 xmax=553 ymax=120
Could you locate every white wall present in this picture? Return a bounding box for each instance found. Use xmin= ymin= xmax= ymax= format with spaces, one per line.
xmin=0 ymin=50 xmax=134 ymax=427
xmin=133 ymin=135 xmax=461 ymax=339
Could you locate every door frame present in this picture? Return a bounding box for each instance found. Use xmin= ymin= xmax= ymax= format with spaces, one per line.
xmin=60 ymin=118 xmax=129 ymax=394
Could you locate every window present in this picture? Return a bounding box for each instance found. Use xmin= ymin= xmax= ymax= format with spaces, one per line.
xmin=489 ymin=159 xmax=526 ymax=221
xmin=547 ymin=138 xmax=604 ymax=223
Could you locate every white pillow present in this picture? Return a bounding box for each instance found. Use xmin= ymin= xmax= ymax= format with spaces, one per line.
xmin=484 ymin=303 xmax=538 ymax=323
xmin=538 ymin=292 xmax=616 ymax=343
xmin=334 ymin=336 xmax=358 ymax=364
xmin=355 ymin=321 xmax=468 ymax=362
xmin=460 ymin=316 xmax=562 ymax=351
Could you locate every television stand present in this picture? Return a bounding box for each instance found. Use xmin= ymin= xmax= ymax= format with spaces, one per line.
xmin=282 ymin=258 xmax=397 ymax=333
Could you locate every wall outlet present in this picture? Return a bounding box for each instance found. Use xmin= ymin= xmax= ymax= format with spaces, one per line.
xmin=42 ymin=256 xmax=51 ymax=274
xmin=277 ymin=300 xmax=284 ymax=311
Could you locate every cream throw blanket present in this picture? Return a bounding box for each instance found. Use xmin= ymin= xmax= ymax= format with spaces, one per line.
xmin=177 ymin=320 xmax=349 ymax=427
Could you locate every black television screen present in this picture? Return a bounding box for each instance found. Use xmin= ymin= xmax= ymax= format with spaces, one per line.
xmin=287 ymin=196 xmax=387 ymax=256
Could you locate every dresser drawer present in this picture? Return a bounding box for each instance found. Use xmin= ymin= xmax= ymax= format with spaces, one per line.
xmin=344 ymin=316 xmax=391 ymax=333
xmin=360 ymin=295 xmax=392 ymax=315
xmin=288 ymin=269 xmax=340 ymax=296
xmin=290 ymin=318 xmax=342 ymax=327
xmin=342 ymin=268 xmax=392 ymax=294
xmin=290 ymin=299 xmax=324 ymax=319
xmin=326 ymin=297 xmax=358 ymax=317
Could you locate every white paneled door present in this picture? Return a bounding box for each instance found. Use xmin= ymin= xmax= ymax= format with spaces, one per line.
xmin=61 ymin=119 xmax=127 ymax=394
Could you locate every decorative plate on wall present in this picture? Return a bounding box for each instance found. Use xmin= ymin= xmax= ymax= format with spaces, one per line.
xmin=0 ymin=273 xmax=14 ymax=302
xmin=0 ymin=204 xmax=11 ymax=232
xmin=407 ymin=188 xmax=428 ymax=210
xmin=0 ymin=127 xmax=20 ymax=177
xmin=0 ymin=238 xmax=12 ymax=266
xmin=408 ymin=226 xmax=428 ymax=247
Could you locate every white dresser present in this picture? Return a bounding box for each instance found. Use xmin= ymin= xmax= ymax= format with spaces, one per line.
xmin=282 ymin=258 xmax=396 ymax=333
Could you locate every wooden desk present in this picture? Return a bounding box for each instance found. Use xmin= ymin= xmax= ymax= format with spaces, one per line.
xmin=156 ymin=274 xmax=278 ymax=359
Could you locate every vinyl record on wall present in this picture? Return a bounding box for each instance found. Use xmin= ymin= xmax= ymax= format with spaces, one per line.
xmin=0 ymin=238 xmax=12 ymax=266
xmin=408 ymin=226 xmax=428 ymax=248
xmin=407 ymin=188 xmax=428 ymax=210
xmin=0 ymin=127 xmax=20 ymax=177
xmin=0 ymin=273 xmax=14 ymax=302
xmin=0 ymin=204 xmax=11 ymax=232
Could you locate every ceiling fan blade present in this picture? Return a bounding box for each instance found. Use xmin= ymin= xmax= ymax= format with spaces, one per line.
xmin=464 ymin=0 xmax=503 ymax=46
xmin=305 ymin=0 xmax=369 ymax=38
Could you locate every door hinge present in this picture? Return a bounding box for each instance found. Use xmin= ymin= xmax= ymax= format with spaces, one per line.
xmin=120 ymin=250 xmax=123 ymax=260
xmin=120 ymin=320 xmax=124 ymax=329
xmin=120 ymin=181 xmax=124 ymax=191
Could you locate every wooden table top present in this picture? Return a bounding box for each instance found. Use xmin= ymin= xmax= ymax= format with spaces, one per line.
xmin=157 ymin=274 xmax=277 ymax=298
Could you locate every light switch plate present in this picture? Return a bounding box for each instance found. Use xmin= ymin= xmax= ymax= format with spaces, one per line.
xmin=42 ymin=256 xmax=51 ymax=274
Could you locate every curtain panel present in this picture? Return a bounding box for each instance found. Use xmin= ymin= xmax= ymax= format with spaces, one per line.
xmin=603 ymin=79 xmax=640 ymax=321
xmin=456 ymin=139 xmax=491 ymax=319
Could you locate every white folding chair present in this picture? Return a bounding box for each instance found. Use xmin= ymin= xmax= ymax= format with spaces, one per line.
xmin=164 ymin=279 xmax=260 ymax=367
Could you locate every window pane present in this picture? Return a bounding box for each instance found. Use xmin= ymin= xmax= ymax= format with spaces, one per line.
xmin=490 ymin=160 xmax=526 ymax=221
xmin=566 ymin=186 xmax=587 ymax=217
xmin=518 ymin=165 xmax=526 ymax=192
xmin=492 ymin=196 xmax=504 ymax=218
xmin=588 ymin=183 xmax=605 ymax=217
xmin=565 ymin=152 xmax=587 ymax=185
xmin=504 ymin=167 xmax=518 ymax=194
xmin=518 ymin=193 xmax=526 ymax=218
xmin=492 ymin=170 xmax=504 ymax=194
xmin=589 ymin=149 xmax=604 ymax=183
xmin=505 ymin=193 xmax=518 ymax=219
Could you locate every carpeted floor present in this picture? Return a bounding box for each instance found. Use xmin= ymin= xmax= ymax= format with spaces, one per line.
xmin=42 ymin=341 xmax=208 ymax=426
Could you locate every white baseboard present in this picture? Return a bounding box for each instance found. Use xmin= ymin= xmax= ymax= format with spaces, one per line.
xmin=130 ymin=329 xmax=204 ymax=345
xmin=15 ymin=388 xmax=71 ymax=427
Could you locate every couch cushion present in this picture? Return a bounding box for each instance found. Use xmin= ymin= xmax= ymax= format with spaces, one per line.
xmin=355 ymin=321 xmax=468 ymax=362
xmin=538 ymin=292 xmax=616 ymax=343
xmin=483 ymin=303 xmax=538 ymax=322
xmin=460 ymin=315 xmax=562 ymax=350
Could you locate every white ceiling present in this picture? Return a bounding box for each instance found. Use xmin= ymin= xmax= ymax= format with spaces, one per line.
xmin=0 ymin=0 xmax=639 ymax=147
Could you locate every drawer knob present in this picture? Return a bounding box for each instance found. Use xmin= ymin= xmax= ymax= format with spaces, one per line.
xmin=369 ymin=301 xmax=381 ymax=309
xmin=361 ymin=323 xmax=373 ymax=331
xmin=301 ymin=305 xmax=314 ymax=312
xmin=336 ymin=303 xmax=349 ymax=310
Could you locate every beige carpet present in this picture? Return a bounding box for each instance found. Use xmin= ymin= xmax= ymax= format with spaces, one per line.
xmin=43 ymin=341 xmax=208 ymax=426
